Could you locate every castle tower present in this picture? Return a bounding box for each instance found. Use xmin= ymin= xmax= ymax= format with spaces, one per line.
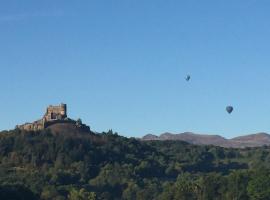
xmin=44 ymin=103 xmax=67 ymax=121
xmin=60 ymin=103 xmax=67 ymax=118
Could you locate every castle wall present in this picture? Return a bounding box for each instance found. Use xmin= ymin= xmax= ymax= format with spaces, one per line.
xmin=17 ymin=103 xmax=68 ymax=131
xmin=17 ymin=119 xmax=44 ymax=131
xmin=16 ymin=103 xmax=90 ymax=133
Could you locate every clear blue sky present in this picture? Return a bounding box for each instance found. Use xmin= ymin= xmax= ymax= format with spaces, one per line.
xmin=1 ymin=0 xmax=270 ymax=138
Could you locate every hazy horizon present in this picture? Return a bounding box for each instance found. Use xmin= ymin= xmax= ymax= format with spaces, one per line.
xmin=1 ymin=1 xmax=270 ymax=138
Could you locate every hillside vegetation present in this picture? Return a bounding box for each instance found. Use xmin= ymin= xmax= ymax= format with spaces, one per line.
xmin=0 ymin=128 xmax=270 ymax=200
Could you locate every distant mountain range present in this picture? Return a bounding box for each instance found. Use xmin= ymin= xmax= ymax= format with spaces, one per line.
xmin=141 ymin=132 xmax=270 ymax=148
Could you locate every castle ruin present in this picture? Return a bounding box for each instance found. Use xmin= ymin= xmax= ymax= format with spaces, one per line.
xmin=16 ymin=103 xmax=82 ymax=131
xmin=44 ymin=104 xmax=67 ymax=121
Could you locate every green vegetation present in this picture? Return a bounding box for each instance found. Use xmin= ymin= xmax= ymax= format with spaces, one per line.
xmin=0 ymin=129 xmax=270 ymax=199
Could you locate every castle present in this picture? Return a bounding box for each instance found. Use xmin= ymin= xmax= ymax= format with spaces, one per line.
xmin=16 ymin=103 xmax=87 ymax=131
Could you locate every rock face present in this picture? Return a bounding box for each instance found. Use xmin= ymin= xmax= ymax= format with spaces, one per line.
xmin=142 ymin=132 xmax=270 ymax=148
xmin=16 ymin=104 xmax=90 ymax=132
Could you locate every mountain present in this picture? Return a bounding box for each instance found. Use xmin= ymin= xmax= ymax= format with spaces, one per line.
xmin=142 ymin=134 xmax=159 ymax=140
xmin=159 ymin=132 xmax=228 ymax=146
xmin=231 ymin=132 xmax=270 ymax=147
xmin=142 ymin=132 xmax=270 ymax=148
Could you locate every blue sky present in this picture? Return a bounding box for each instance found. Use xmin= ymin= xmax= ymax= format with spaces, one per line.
xmin=1 ymin=0 xmax=270 ymax=138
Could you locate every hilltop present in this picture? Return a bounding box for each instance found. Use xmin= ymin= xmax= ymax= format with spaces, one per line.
xmin=16 ymin=103 xmax=90 ymax=133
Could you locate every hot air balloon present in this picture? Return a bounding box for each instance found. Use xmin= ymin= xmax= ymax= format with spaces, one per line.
xmin=185 ymin=75 xmax=191 ymax=81
xmin=226 ymin=106 xmax=234 ymax=114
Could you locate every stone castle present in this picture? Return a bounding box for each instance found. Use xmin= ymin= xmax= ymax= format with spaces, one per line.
xmin=16 ymin=103 xmax=89 ymax=132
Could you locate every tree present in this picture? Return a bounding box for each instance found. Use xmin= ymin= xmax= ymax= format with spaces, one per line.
xmin=226 ymin=171 xmax=249 ymax=200
xmin=76 ymin=118 xmax=82 ymax=126
xmin=247 ymin=169 xmax=270 ymax=200
xmin=68 ymin=188 xmax=96 ymax=200
xmin=174 ymin=173 xmax=197 ymax=200
xmin=0 ymin=185 xmax=38 ymax=200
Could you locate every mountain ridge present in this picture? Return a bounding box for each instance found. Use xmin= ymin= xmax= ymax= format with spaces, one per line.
xmin=142 ymin=132 xmax=270 ymax=148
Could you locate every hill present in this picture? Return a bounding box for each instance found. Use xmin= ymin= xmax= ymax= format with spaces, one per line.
xmin=46 ymin=122 xmax=92 ymax=135
xmin=142 ymin=132 xmax=270 ymax=148
xmin=231 ymin=132 xmax=270 ymax=147
xmin=1 ymin=126 xmax=270 ymax=199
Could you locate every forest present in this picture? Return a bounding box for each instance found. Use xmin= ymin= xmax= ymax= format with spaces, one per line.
xmin=0 ymin=129 xmax=270 ymax=200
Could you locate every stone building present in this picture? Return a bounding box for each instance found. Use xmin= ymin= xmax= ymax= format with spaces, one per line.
xmin=44 ymin=104 xmax=67 ymax=121
xmin=17 ymin=103 xmax=68 ymax=131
